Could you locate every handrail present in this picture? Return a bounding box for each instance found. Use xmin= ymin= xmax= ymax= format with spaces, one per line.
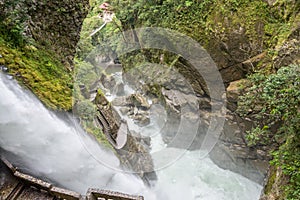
xmin=0 ymin=156 xmax=143 ymax=200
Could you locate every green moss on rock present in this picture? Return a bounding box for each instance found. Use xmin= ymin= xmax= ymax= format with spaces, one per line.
xmin=0 ymin=38 xmax=72 ymax=110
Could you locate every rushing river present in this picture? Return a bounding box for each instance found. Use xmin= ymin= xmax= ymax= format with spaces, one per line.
xmin=0 ymin=72 xmax=262 ymax=199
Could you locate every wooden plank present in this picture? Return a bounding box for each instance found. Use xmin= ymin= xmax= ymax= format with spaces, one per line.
xmin=0 ymin=156 xmax=17 ymax=173
xmin=13 ymin=171 xmax=52 ymax=189
xmin=50 ymin=186 xmax=81 ymax=200
xmin=87 ymin=188 xmax=144 ymax=200
xmin=6 ymin=182 xmax=24 ymax=200
xmin=17 ymin=186 xmax=54 ymax=200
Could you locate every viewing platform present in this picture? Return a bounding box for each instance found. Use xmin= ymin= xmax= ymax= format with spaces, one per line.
xmin=0 ymin=156 xmax=143 ymax=200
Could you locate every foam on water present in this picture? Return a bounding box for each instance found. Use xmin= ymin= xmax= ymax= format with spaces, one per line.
xmin=0 ymin=73 xmax=262 ymax=199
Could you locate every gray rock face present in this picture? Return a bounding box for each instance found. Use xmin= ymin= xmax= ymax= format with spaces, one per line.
xmin=98 ymin=72 xmax=125 ymax=97
xmin=94 ymin=92 xmax=156 ymax=184
xmin=209 ymin=114 xmax=269 ymax=184
xmin=25 ymin=0 xmax=89 ymax=68
xmin=112 ymin=94 xmax=151 ymax=127
xmin=162 ymin=96 xmax=268 ymax=184
xmin=122 ymin=64 xmax=268 ymax=185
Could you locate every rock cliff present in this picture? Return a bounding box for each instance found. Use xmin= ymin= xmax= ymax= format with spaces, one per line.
xmin=0 ymin=0 xmax=89 ymax=68
xmin=26 ymin=0 xmax=89 ymax=68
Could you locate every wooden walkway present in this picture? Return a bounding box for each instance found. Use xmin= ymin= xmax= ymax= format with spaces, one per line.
xmin=0 ymin=156 xmax=143 ymax=200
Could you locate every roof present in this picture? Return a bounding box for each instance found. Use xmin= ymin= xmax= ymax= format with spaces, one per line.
xmin=99 ymin=2 xmax=111 ymax=10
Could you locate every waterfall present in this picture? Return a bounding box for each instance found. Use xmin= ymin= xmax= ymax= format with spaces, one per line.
xmin=0 ymin=73 xmax=262 ymax=199
xmin=0 ymin=73 xmax=150 ymax=196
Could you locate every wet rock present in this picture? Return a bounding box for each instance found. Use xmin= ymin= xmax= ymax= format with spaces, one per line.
xmin=114 ymin=82 xmax=125 ymax=96
xmin=226 ymin=79 xmax=247 ymax=111
xmin=209 ymin=115 xmax=269 ymax=184
xmin=132 ymin=113 xmax=150 ymax=126
xmin=111 ymin=97 xmax=128 ymax=106
xmin=210 ymin=141 xmax=269 ymax=184
xmin=0 ymin=65 xmax=8 ymax=72
xmin=273 ymin=28 xmax=300 ymax=69
xmin=227 ymin=79 xmax=247 ymax=102
xmin=220 ymin=65 xmax=247 ymax=83
xmin=113 ymin=95 xmax=151 ymax=126
xmin=116 ymin=133 xmax=157 ymax=185
xmin=122 ymin=106 xmax=150 ymax=127
xmin=127 ymin=94 xmax=150 ymax=110
xmin=79 ymin=84 xmax=90 ymax=99
xmin=172 ymin=58 xmax=206 ymax=96
xmin=198 ymin=97 xmax=211 ymax=110
xmin=119 ymin=107 xmax=130 ymax=115
xmin=260 ymin=166 xmax=289 ymax=200
xmin=142 ymin=136 xmax=151 ymax=147
xmin=100 ymin=74 xmax=116 ymax=91
xmin=162 ymin=88 xmax=199 ymax=115
xmin=94 ymin=91 xmax=156 ymax=185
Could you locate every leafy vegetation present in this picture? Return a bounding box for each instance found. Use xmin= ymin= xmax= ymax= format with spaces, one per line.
xmin=0 ymin=37 xmax=72 ymax=110
xmin=72 ymin=88 xmax=112 ymax=148
xmin=80 ymin=0 xmax=299 ymax=65
xmin=0 ymin=0 xmax=30 ymax=47
xmin=79 ymin=0 xmax=300 ymax=151
xmin=0 ymin=1 xmax=111 ymax=145
xmin=238 ymin=65 xmax=300 ymax=199
xmin=0 ymin=0 xmax=74 ymax=110
xmin=72 ymin=62 xmax=112 ymax=147
xmin=108 ymin=0 xmax=299 ymax=50
xmin=73 ymin=52 xmax=115 ymax=146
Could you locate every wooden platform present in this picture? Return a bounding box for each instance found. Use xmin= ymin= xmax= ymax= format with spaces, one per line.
xmin=0 ymin=156 xmax=143 ymax=200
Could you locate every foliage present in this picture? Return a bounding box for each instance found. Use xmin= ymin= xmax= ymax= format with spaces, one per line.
xmin=81 ymin=119 xmax=112 ymax=149
xmin=75 ymin=0 xmax=118 ymax=148
xmin=0 ymin=37 xmax=72 ymax=110
xmin=74 ymin=60 xmax=98 ymax=88
xmin=72 ymin=90 xmax=112 ymax=149
xmin=76 ymin=0 xmax=121 ymax=60
xmin=109 ymin=0 xmax=299 ymax=51
xmin=246 ymin=126 xmax=270 ymax=147
xmin=72 ymin=73 xmax=113 ymax=148
xmin=0 ymin=0 xmax=29 ymax=46
xmin=238 ymin=65 xmax=300 ymax=199
xmin=75 ymin=100 xmax=97 ymax=121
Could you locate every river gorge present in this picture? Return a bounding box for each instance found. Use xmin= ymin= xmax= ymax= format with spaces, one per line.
xmin=0 ymin=0 xmax=299 ymax=199
xmin=0 ymin=70 xmax=263 ymax=199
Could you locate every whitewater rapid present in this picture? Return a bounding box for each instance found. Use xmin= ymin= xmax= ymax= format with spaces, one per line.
xmin=0 ymin=73 xmax=263 ymax=199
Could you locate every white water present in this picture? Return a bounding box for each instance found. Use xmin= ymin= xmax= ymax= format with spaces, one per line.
xmin=0 ymin=73 xmax=262 ymax=199
xmin=0 ymin=73 xmax=149 ymax=196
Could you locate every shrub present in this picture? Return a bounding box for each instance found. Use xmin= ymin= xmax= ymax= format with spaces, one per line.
xmin=238 ymin=65 xmax=300 ymax=199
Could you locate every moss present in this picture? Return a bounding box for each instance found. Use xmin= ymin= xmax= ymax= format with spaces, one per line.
xmin=81 ymin=120 xmax=113 ymax=149
xmin=0 ymin=37 xmax=72 ymax=110
xmin=264 ymin=166 xmax=278 ymax=195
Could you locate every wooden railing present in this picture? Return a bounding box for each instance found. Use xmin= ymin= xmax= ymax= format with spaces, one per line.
xmin=0 ymin=156 xmax=143 ymax=200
